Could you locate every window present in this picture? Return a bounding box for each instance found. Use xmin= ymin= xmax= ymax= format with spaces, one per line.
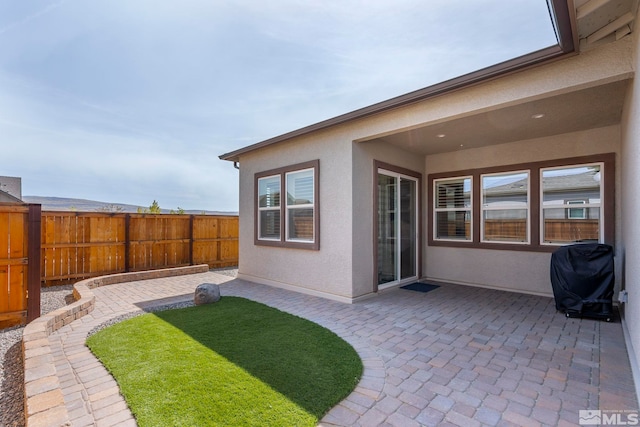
xmin=433 ymin=176 xmax=472 ymax=241
xmin=428 ymin=154 xmax=613 ymax=252
xmin=566 ymin=200 xmax=587 ymax=219
xmin=541 ymin=164 xmax=602 ymax=244
xmin=286 ymin=168 xmax=314 ymax=241
xmin=481 ymin=171 xmax=529 ymax=243
xmin=257 ymin=175 xmax=280 ymax=240
xmin=255 ymin=160 xmax=319 ymax=249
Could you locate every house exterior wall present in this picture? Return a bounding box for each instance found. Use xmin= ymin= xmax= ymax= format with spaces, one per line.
xmin=344 ymin=39 xmax=632 ymax=300
xmin=351 ymin=140 xmax=425 ymax=299
xmin=236 ymin=128 xmax=357 ymax=302
xmin=620 ymin=7 xmax=640 ymax=399
xmin=424 ymin=125 xmax=621 ymax=296
xmin=237 ymin=130 xmax=425 ymax=301
xmin=232 ymin=33 xmax=633 ymax=303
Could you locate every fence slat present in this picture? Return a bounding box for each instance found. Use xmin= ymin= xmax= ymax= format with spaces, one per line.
xmin=8 ymin=264 xmax=25 ymax=313
xmin=1 ymin=209 xmax=238 ymax=294
xmin=0 ymin=205 xmax=29 ymax=328
xmin=0 ymin=265 xmax=8 ymax=313
xmin=35 ymin=212 xmax=239 ymax=284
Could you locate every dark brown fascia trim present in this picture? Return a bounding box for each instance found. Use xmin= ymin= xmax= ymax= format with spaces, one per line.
xmin=221 ymin=46 xmax=572 ymax=162
xmin=220 ymin=0 xmax=576 ymax=163
xmin=375 ymin=161 xmax=423 ymax=180
xmin=427 ymin=153 xmax=615 ymax=253
xmin=549 ymin=0 xmax=576 ymax=53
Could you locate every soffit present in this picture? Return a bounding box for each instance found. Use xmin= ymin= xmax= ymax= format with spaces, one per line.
xmin=362 ymin=0 xmax=638 ymax=156
xmin=575 ymin=0 xmax=638 ymax=50
xmin=370 ymin=79 xmax=628 ymax=156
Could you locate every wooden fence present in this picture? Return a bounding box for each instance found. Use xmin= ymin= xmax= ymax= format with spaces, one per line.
xmin=0 ymin=206 xmax=238 ymax=327
xmin=448 ymin=219 xmax=599 ymax=242
xmin=41 ymin=212 xmax=239 ymax=285
xmin=543 ymin=219 xmax=599 ymax=242
xmin=483 ymin=219 xmax=599 ymax=242
xmin=0 ymin=204 xmax=41 ymax=328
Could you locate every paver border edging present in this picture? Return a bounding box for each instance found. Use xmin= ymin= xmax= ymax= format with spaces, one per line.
xmin=21 ymin=264 xmax=210 ymax=427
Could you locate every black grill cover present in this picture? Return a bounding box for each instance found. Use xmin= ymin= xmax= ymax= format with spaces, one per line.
xmin=550 ymin=243 xmax=614 ymax=316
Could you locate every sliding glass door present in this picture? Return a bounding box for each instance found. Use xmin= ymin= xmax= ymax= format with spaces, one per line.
xmin=377 ymin=169 xmax=418 ymax=288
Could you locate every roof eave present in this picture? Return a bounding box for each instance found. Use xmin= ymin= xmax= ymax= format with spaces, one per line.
xmin=219 ymin=0 xmax=575 ymax=163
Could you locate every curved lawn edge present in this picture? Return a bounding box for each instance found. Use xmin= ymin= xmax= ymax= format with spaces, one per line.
xmin=87 ymin=297 xmax=365 ymax=426
xmin=21 ymin=266 xmax=387 ymax=427
xmin=83 ymin=290 xmax=388 ymax=426
xmin=316 ymin=335 xmax=386 ymax=425
xmin=21 ymin=264 xmax=210 ymax=427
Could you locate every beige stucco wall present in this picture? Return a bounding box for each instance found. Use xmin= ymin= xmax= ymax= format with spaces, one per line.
xmin=343 ymin=39 xmax=631 ymax=299
xmin=233 ymin=32 xmax=633 ymax=302
xmin=424 ymin=125 xmax=621 ymax=296
xmin=351 ymin=140 xmax=425 ymax=298
xmin=236 ymin=127 xmax=358 ymax=301
xmin=237 ymin=125 xmax=426 ymax=301
xmin=620 ymin=9 xmax=640 ymax=397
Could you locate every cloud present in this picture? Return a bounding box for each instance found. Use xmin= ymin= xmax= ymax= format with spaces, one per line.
xmin=0 ymin=0 xmax=557 ymax=211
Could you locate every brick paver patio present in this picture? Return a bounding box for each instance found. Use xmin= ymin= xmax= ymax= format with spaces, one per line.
xmin=40 ymin=271 xmax=638 ymax=426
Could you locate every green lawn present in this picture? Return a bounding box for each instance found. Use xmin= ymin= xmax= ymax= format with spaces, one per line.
xmin=86 ymin=297 xmax=363 ymax=426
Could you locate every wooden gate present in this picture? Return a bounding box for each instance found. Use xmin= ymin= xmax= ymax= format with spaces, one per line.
xmin=0 ymin=204 xmax=41 ymax=328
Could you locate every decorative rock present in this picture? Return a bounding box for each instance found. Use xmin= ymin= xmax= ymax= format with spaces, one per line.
xmin=194 ymin=283 xmax=221 ymax=305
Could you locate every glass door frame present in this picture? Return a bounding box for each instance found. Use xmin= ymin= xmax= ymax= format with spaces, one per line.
xmin=373 ymin=161 xmax=422 ymax=292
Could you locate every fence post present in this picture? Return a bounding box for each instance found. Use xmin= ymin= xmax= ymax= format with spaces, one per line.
xmin=189 ymin=215 xmax=194 ymax=266
xmin=124 ymin=213 xmax=130 ymax=272
xmin=27 ymin=204 xmax=41 ymax=323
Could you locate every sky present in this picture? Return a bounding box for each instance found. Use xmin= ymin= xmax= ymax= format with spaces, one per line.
xmin=0 ymin=0 xmax=558 ymax=212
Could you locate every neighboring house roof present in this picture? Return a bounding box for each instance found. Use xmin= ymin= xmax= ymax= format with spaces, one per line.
xmin=483 ymin=170 xmax=600 ymax=197
xmin=0 ymin=189 xmax=22 ymax=203
xmin=542 ymin=170 xmax=601 ymax=193
xmin=0 ymin=176 xmax=23 ymax=202
xmin=219 ymin=0 xmax=636 ymax=163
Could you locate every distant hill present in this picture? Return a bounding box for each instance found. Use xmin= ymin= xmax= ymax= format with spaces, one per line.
xmin=22 ymin=196 xmax=237 ymax=215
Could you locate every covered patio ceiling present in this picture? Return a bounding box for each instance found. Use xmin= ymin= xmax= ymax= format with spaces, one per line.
xmin=369 ymin=78 xmax=629 ymax=156
xmin=365 ymin=0 xmax=637 ymax=157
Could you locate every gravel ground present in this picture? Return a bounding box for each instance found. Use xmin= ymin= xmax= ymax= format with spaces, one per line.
xmin=0 ymin=267 xmax=237 ymax=427
xmin=0 ymin=284 xmax=74 ymax=427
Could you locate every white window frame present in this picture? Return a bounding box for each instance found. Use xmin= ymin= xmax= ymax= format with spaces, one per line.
xmin=480 ymin=170 xmax=530 ymax=244
xmin=540 ymin=162 xmax=603 ymax=246
xmin=433 ymin=176 xmax=473 ymax=242
xmin=377 ymin=167 xmax=420 ymax=288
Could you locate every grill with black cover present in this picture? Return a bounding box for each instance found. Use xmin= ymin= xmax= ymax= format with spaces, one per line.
xmin=550 ymin=243 xmax=614 ymax=321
